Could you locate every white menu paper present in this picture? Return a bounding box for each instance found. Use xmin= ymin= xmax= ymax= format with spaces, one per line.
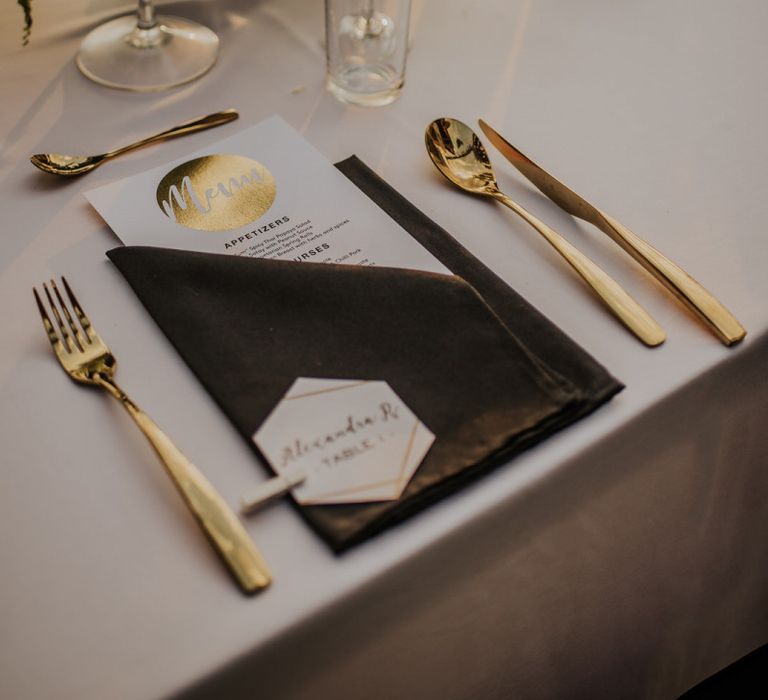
xmin=85 ymin=116 xmax=450 ymax=275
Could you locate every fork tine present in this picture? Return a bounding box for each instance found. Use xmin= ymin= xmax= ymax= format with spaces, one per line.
xmin=62 ymin=276 xmax=94 ymax=342
xmin=43 ymin=282 xmax=74 ymax=354
xmin=50 ymin=279 xmax=85 ymax=352
xmin=33 ymin=287 xmax=64 ymax=354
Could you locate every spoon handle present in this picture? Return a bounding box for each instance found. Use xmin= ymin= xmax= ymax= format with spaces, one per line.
xmin=105 ymin=109 xmax=240 ymax=159
xmin=493 ymin=191 xmax=666 ymax=346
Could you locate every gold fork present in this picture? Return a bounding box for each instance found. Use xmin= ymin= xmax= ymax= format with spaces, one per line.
xmin=33 ymin=278 xmax=271 ymax=594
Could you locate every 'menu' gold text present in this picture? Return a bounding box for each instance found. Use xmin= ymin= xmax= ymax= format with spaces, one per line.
xmin=156 ymin=154 xmax=276 ymax=231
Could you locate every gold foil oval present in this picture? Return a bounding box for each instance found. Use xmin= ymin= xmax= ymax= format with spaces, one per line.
xmin=156 ymin=155 xmax=276 ymax=231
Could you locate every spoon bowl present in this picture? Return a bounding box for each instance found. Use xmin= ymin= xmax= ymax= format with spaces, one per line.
xmin=30 ymin=153 xmax=107 ymax=176
xmin=425 ymin=117 xmax=498 ymax=195
xmin=424 ymin=117 xmax=665 ymax=346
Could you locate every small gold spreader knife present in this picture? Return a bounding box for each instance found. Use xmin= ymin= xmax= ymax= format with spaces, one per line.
xmin=478 ymin=119 xmax=746 ymax=346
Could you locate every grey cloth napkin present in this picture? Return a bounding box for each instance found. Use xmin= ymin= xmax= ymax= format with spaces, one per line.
xmin=106 ymin=156 xmax=623 ymax=551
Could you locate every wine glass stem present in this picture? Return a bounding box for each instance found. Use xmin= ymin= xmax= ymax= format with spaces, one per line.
xmin=137 ymin=0 xmax=157 ymax=30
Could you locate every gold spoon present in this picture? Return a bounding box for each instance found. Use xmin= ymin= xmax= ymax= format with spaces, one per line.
xmin=425 ymin=117 xmax=666 ymax=347
xmin=30 ymin=109 xmax=239 ymax=176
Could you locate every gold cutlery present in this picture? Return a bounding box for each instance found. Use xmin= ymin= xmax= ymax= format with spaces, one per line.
xmin=30 ymin=109 xmax=239 ymax=176
xmin=33 ymin=277 xmax=271 ymax=594
xmin=425 ymin=118 xmax=666 ymax=347
xmin=478 ymin=119 xmax=746 ymax=346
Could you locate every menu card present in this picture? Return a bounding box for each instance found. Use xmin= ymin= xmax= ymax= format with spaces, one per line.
xmin=86 ymin=116 xmax=450 ymax=275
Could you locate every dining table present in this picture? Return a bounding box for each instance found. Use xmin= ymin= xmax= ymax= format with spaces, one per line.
xmin=1 ymin=1 xmax=767 ymax=698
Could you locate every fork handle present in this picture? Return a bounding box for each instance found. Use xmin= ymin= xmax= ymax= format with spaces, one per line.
xmin=492 ymin=191 xmax=666 ymax=346
xmin=94 ymin=374 xmax=271 ymax=594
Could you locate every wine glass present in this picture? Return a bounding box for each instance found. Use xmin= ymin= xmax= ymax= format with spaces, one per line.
xmin=76 ymin=0 xmax=219 ymax=92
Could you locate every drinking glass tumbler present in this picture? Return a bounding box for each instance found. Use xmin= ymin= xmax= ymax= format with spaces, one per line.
xmin=325 ymin=0 xmax=412 ymax=106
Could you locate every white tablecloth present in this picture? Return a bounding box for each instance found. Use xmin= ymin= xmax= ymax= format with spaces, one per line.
xmin=1 ymin=2 xmax=767 ymax=698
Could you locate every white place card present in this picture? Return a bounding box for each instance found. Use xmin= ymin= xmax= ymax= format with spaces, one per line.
xmin=252 ymin=378 xmax=435 ymax=505
xmin=85 ymin=115 xmax=450 ymax=275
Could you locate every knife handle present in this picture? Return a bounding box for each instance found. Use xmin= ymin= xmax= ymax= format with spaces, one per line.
xmin=493 ymin=192 xmax=666 ymax=346
xmin=600 ymin=213 xmax=746 ymax=345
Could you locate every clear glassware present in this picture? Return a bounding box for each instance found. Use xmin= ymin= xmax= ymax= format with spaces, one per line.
xmin=325 ymin=0 xmax=411 ymax=107
xmin=76 ymin=0 xmax=219 ymax=92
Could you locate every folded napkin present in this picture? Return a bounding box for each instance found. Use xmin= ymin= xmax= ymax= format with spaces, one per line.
xmin=107 ymin=156 xmax=622 ymax=551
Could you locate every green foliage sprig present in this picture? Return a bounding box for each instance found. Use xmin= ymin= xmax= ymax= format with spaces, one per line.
xmin=18 ymin=0 xmax=32 ymax=45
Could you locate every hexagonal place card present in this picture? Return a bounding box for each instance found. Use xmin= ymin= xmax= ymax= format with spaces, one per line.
xmin=252 ymin=378 xmax=435 ymax=505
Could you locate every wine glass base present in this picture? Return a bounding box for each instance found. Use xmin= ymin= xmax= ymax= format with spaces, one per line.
xmin=77 ymin=15 xmax=219 ymax=92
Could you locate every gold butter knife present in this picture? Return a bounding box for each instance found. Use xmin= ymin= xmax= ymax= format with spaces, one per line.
xmin=478 ymin=119 xmax=746 ymax=346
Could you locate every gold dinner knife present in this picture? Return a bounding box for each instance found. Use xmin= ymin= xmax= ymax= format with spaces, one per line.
xmin=478 ymin=119 xmax=746 ymax=346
